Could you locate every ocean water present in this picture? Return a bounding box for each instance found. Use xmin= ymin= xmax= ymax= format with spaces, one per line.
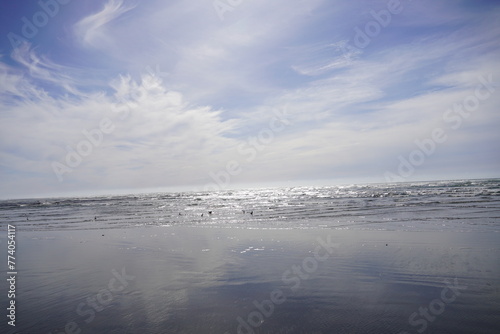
xmin=2 ymin=179 xmax=500 ymax=232
xmin=1 ymin=179 xmax=499 ymax=333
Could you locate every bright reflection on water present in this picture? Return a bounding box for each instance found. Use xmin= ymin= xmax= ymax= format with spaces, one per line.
xmin=3 ymin=226 xmax=499 ymax=334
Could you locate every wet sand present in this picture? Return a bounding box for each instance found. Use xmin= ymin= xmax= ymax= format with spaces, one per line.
xmin=2 ymin=226 xmax=499 ymax=333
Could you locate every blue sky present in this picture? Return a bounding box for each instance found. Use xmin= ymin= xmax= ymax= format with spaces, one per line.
xmin=0 ymin=0 xmax=499 ymax=199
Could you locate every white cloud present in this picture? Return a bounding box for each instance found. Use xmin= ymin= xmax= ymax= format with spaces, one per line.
xmin=0 ymin=59 xmax=241 ymax=197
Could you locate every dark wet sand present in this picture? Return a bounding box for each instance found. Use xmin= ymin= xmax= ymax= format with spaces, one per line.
xmin=2 ymin=226 xmax=499 ymax=334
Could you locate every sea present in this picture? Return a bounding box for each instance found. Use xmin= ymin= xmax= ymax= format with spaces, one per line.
xmin=1 ymin=179 xmax=499 ymax=333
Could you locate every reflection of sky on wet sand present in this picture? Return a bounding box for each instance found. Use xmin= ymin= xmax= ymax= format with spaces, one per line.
xmin=4 ymin=227 xmax=499 ymax=333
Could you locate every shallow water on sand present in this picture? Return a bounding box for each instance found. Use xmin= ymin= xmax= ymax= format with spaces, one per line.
xmin=1 ymin=225 xmax=499 ymax=334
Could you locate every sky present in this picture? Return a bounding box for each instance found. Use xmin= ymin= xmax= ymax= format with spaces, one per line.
xmin=0 ymin=0 xmax=499 ymax=199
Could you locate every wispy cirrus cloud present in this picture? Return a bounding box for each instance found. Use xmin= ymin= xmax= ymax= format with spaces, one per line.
xmin=74 ymin=0 xmax=136 ymax=49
